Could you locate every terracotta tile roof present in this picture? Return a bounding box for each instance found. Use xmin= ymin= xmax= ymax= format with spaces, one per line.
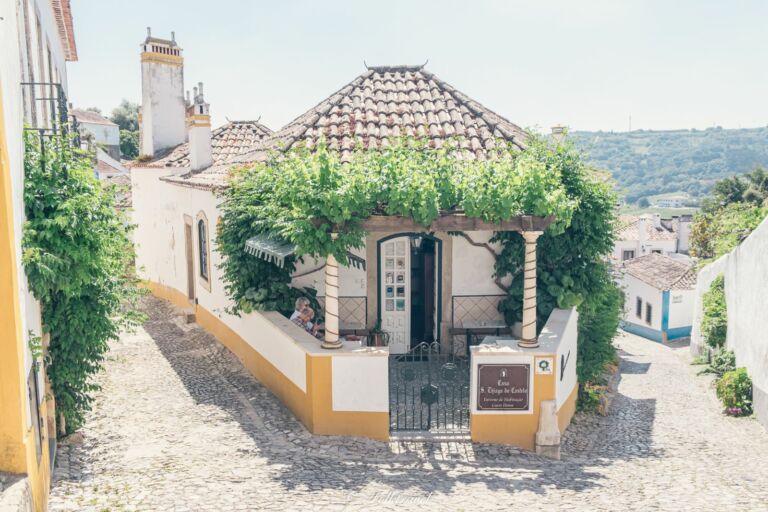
xmin=101 ymin=173 xmax=132 ymax=209
xmin=620 ymin=253 xmax=696 ymax=290
xmin=71 ymin=109 xmax=117 ymax=126
xmin=146 ymin=120 xmax=273 ymax=168
xmin=51 ymin=0 xmax=77 ymax=61
xmin=616 ymin=215 xmax=678 ymax=241
xmin=164 ymin=65 xmax=529 ymax=190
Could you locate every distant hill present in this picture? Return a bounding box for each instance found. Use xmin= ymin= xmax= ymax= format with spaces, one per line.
xmin=571 ymin=127 xmax=768 ymax=204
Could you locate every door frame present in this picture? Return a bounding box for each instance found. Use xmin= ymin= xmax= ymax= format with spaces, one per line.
xmin=183 ymin=215 xmax=196 ymax=303
xmin=376 ymin=232 xmax=442 ymax=344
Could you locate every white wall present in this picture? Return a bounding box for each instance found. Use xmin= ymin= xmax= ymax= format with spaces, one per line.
xmin=291 ymin=250 xmax=367 ymax=297
xmin=692 ymin=215 xmax=768 ymax=429
xmin=331 ymin=356 xmax=388 ymax=412
xmin=621 ymin=274 xmax=663 ymax=330
xmin=452 ymin=230 xmax=507 ymax=295
xmin=140 ymin=54 xmax=186 ymax=155
xmin=551 ymin=309 xmax=578 ymax=411
xmin=78 ymin=120 xmax=119 ymax=146
xmin=668 ymin=289 xmax=694 ymax=329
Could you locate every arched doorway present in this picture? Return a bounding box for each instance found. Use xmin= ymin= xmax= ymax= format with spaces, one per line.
xmin=376 ymin=233 xmax=442 ymax=354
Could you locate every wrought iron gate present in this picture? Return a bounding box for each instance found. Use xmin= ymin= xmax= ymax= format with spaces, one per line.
xmin=389 ymin=341 xmax=470 ymax=432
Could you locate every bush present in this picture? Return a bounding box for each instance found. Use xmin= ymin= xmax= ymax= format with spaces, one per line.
xmin=700 ymin=348 xmax=736 ymax=377
xmin=716 ymin=368 xmax=753 ymax=416
xmin=701 ymin=275 xmax=727 ymax=348
xmin=23 ymin=132 xmax=144 ymax=435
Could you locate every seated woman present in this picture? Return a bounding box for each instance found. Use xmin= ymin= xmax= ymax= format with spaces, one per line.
xmin=292 ymin=307 xmax=322 ymax=338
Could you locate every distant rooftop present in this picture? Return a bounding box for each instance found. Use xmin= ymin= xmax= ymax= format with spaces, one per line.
xmin=620 ymin=253 xmax=696 ymax=290
xmin=71 ymin=109 xmax=117 ymax=126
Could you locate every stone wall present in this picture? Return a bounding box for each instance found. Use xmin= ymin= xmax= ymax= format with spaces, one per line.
xmin=691 ymin=215 xmax=768 ymax=429
xmin=0 ymin=474 xmax=33 ymax=512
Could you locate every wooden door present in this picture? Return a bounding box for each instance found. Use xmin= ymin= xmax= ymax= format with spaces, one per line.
xmin=184 ymin=221 xmax=195 ymax=301
xmin=380 ymin=237 xmax=410 ymax=354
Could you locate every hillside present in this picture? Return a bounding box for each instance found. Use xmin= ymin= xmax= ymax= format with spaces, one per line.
xmin=571 ymin=127 xmax=768 ymax=204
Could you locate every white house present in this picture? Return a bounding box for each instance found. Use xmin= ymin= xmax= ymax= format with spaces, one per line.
xmin=129 ymin=30 xmax=579 ymax=452
xmin=654 ymin=194 xmax=688 ymax=208
xmin=71 ymin=108 xmax=121 ymax=159
xmin=614 ymin=213 xmax=692 ymax=261
xmin=619 ymin=253 xmax=696 ymax=342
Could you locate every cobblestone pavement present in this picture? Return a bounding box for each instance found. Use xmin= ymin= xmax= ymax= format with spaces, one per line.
xmin=49 ymin=297 xmax=768 ymax=511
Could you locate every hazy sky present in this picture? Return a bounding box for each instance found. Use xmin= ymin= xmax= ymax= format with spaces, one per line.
xmin=68 ymin=0 xmax=768 ymax=132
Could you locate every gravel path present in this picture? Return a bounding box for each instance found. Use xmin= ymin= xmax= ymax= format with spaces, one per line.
xmin=49 ymin=297 xmax=768 ymax=511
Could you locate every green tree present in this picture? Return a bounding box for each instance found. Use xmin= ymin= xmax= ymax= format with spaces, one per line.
xmin=494 ymin=136 xmax=621 ymax=390
xmin=637 ymin=197 xmax=650 ymax=208
xmin=110 ymin=99 xmax=139 ymax=132
xmin=119 ymin=129 xmax=139 ymax=159
xmin=22 ymin=131 xmax=144 ymax=435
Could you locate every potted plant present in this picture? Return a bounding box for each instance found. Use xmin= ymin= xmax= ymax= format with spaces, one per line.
xmin=368 ymin=320 xmax=390 ymax=347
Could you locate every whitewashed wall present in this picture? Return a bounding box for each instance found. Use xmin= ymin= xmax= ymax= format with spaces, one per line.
xmin=621 ymin=275 xmax=663 ymax=331
xmin=668 ymin=289 xmax=695 ymax=329
xmin=291 ymin=250 xmax=367 ymax=297
xmin=451 ymin=231 xmax=507 ymax=295
xmin=78 ymin=120 xmax=119 ymax=147
xmin=551 ymin=309 xmax=578 ymax=411
xmin=692 ymin=216 xmax=768 ymax=429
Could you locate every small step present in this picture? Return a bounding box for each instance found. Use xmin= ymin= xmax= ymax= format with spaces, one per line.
xmin=181 ymin=308 xmax=196 ymax=324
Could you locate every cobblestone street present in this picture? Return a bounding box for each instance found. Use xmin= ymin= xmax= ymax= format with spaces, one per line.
xmin=49 ymin=297 xmax=768 ymax=511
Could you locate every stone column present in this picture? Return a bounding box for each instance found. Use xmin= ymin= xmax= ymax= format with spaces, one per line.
xmin=322 ymin=233 xmax=342 ymax=349
xmin=518 ymin=231 xmax=542 ymax=349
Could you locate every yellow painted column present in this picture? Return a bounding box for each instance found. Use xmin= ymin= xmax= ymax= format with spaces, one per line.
xmin=0 ymin=79 xmax=29 ymax=473
xmin=518 ymin=231 xmax=542 ymax=348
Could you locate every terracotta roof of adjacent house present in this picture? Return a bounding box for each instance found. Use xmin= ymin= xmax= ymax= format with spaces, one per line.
xmin=620 ymin=253 xmax=696 ymax=290
xmin=51 ymin=0 xmax=77 ymax=61
xmin=146 ymin=120 xmax=273 ymax=169
xmin=71 ymin=109 xmax=117 ymax=126
xmin=616 ymin=214 xmax=679 ymax=241
xmin=162 ymin=65 xmax=529 ymax=190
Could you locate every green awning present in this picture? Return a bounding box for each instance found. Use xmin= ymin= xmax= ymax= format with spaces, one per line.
xmin=244 ymin=234 xmax=366 ymax=270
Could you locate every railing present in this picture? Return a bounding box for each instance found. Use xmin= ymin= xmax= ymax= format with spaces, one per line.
xmin=450 ymin=294 xmax=509 ymax=356
xmin=21 ymin=81 xmax=80 ymax=146
xmin=317 ymin=296 xmax=368 ymax=331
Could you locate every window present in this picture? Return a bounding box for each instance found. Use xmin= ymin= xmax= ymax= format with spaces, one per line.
xmin=635 ymin=297 xmax=643 ymax=318
xmin=198 ymin=219 xmax=208 ymax=281
xmin=622 ymin=250 xmax=636 ymax=261
xmin=645 ymin=303 xmax=652 ymax=324
xmin=651 ymin=249 xmax=662 ymax=254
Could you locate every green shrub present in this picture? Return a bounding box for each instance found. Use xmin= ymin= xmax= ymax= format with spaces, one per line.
xmin=716 ymin=368 xmax=753 ymax=416
xmin=698 ymin=348 xmax=736 ymax=377
xmin=701 ymin=275 xmax=727 ymax=348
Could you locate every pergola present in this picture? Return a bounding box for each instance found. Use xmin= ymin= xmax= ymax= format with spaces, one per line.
xmin=320 ymin=213 xmax=555 ymax=350
xmin=245 ymin=211 xmax=554 ymax=349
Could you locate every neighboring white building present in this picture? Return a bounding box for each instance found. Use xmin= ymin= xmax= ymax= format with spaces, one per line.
xmin=71 ymin=108 xmax=120 ymax=158
xmin=654 ymin=195 xmax=688 ymax=208
xmin=618 ymin=253 xmax=696 ymax=342
xmin=614 ymin=213 xmax=692 ymax=261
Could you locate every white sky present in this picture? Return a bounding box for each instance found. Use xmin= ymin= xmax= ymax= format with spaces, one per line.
xmin=68 ymin=0 xmax=768 ymax=132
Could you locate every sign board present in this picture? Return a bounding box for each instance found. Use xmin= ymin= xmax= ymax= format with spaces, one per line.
xmin=476 ymin=364 xmax=530 ymax=411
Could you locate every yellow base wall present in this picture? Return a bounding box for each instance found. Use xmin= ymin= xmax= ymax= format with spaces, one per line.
xmin=471 ymin=370 xmax=557 ymax=450
xmin=557 ymin=384 xmax=579 ymax=433
xmin=145 ymin=281 xmax=389 ymax=441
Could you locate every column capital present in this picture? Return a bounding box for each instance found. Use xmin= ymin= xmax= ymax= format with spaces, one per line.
xmin=521 ymin=230 xmax=543 ymax=242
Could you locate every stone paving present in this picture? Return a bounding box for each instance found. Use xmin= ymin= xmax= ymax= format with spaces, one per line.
xmin=49 ymin=297 xmax=768 ymax=511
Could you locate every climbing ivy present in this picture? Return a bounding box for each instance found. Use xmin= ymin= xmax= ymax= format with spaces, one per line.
xmin=701 ymin=274 xmax=727 ymax=349
xmin=22 ymin=131 xmax=144 ymax=436
xmin=493 ymin=135 xmax=622 ymax=390
xmin=217 ymin=138 xmax=576 ymax=314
